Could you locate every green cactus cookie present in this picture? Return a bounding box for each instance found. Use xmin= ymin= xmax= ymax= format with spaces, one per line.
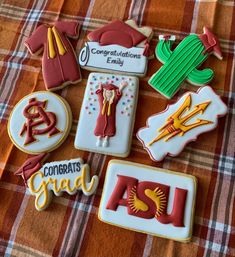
xmin=148 ymin=27 xmax=222 ymax=99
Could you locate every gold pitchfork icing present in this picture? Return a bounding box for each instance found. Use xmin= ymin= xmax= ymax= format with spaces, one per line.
xmin=148 ymin=95 xmax=213 ymax=146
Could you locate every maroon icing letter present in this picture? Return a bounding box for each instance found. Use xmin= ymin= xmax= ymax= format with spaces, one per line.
xmin=20 ymin=97 xmax=60 ymax=145
xmin=156 ymin=188 xmax=188 ymax=227
xmin=106 ymin=175 xmax=188 ymax=227
xmin=106 ymin=175 xmax=137 ymax=210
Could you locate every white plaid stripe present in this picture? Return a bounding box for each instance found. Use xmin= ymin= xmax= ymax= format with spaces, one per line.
xmin=3 ymin=193 xmax=30 ymax=257
xmin=132 ymin=137 xmax=235 ymax=176
xmin=0 ymin=103 xmax=10 ymax=120
xmin=142 ymin=235 xmax=153 ymax=257
xmin=0 ymin=239 xmax=52 ymax=257
xmin=195 ymin=0 xmax=235 ymax=7
xmin=2 ymin=2 xmax=50 ymax=256
xmin=195 ymin=217 xmax=233 ymax=235
xmin=192 ymin=237 xmax=234 ymax=256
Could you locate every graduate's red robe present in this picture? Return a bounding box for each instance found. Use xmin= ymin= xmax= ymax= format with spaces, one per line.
xmin=94 ymin=84 xmax=122 ymax=138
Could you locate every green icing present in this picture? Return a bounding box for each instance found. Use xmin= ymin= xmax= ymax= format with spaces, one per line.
xmin=156 ymin=39 xmax=173 ymax=63
xmin=187 ymin=68 xmax=214 ymax=85
xmin=149 ymin=34 xmax=214 ymax=99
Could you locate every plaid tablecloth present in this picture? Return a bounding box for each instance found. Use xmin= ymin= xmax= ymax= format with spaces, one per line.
xmin=0 ymin=0 xmax=234 ymax=257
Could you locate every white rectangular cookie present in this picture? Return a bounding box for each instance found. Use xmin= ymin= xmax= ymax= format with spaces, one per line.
xmin=74 ymin=72 xmax=138 ymax=157
xmin=99 ymin=160 xmax=197 ymax=242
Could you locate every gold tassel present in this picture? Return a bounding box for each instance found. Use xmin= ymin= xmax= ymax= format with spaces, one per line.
xmin=47 ymin=28 xmax=56 ymax=59
xmin=108 ymin=102 xmax=111 ymax=116
xmin=102 ymin=100 xmax=106 ymax=115
xmin=47 ymin=27 xmax=67 ymax=59
xmin=52 ymin=27 xmax=67 ymax=56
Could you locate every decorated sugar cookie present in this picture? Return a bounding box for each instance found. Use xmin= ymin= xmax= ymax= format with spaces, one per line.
xmin=25 ymin=21 xmax=81 ymax=91
xmin=99 ymin=160 xmax=197 ymax=242
xmin=137 ymin=86 xmax=227 ymax=161
xmin=15 ymin=154 xmax=99 ymax=211
xmin=149 ymin=27 xmax=223 ymax=99
xmin=79 ymin=20 xmax=153 ymax=77
xmin=8 ymin=91 xmax=72 ymax=154
xmin=74 ymin=72 xmax=138 ymax=157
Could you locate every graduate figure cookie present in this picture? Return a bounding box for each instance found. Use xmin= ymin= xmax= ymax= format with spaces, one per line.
xmin=79 ymin=20 xmax=153 ymax=77
xmin=74 ymin=72 xmax=139 ymax=157
xmin=15 ymin=154 xmax=99 ymax=211
xmin=99 ymin=160 xmax=197 ymax=242
xmin=8 ymin=91 xmax=72 ymax=154
xmin=148 ymin=27 xmax=223 ymax=99
xmin=137 ymin=86 xmax=227 ymax=161
xmin=25 ymin=21 xmax=82 ymax=91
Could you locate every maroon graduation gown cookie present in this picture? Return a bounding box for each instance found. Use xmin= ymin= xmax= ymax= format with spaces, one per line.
xmin=25 ymin=21 xmax=81 ymax=91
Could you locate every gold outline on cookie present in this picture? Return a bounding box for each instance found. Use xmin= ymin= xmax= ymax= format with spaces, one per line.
xmin=98 ymin=160 xmax=197 ymax=243
xmin=8 ymin=91 xmax=72 ymax=154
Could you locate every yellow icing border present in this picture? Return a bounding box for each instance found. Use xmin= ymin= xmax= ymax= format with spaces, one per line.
xmin=7 ymin=91 xmax=72 ymax=154
xmin=74 ymin=74 xmax=139 ymax=158
xmin=98 ymin=159 xmax=197 ymax=243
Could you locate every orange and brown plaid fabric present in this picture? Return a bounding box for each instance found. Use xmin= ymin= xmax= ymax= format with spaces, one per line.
xmin=0 ymin=0 xmax=234 ymax=257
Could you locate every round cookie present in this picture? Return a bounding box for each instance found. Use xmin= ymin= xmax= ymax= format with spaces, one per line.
xmin=8 ymin=91 xmax=72 ymax=154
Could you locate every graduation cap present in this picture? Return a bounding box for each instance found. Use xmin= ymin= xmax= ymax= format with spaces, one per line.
xmin=102 ymin=83 xmax=119 ymax=91
xmin=88 ymin=20 xmax=147 ymax=48
xmin=199 ymin=27 xmax=223 ymax=60
xmin=14 ymin=153 xmax=48 ymax=186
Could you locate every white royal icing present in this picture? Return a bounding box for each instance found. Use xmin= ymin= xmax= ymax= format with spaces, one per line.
xmin=159 ymin=35 xmax=176 ymax=41
xmin=8 ymin=91 xmax=71 ymax=154
xmin=78 ymin=42 xmax=148 ymax=76
xmin=99 ymin=160 xmax=197 ymax=241
xmin=74 ymin=72 xmax=139 ymax=157
xmin=137 ymin=86 xmax=227 ymax=161
xmin=27 ymin=158 xmax=99 ymax=211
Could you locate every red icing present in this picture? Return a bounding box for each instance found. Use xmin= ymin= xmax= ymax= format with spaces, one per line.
xmin=14 ymin=153 xmax=48 ymax=185
xmin=142 ymin=40 xmax=150 ymax=57
xmin=134 ymin=181 xmax=169 ymax=219
xmin=106 ymin=175 xmax=137 ymax=210
xmin=198 ymin=27 xmax=222 ymax=58
xmin=156 ymin=188 xmax=188 ymax=227
xmin=25 ymin=21 xmax=81 ymax=91
xmin=88 ymin=20 xmax=147 ymax=48
xmin=94 ymin=84 xmax=122 ymax=137
xmin=20 ymin=98 xmax=60 ymax=145
xmin=163 ymin=35 xmax=171 ymax=41
xmin=106 ymin=175 xmax=188 ymax=227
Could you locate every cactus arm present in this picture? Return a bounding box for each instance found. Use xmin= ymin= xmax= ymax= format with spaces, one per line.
xmin=156 ymin=35 xmax=175 ymax=64
xmin=187 ymin=68 xmax=214 ymax=85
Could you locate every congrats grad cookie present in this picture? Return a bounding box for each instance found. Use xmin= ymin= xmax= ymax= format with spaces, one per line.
xmin=149 ymin=27 xmax=223 ymax=99
xmin=137 ymin=86 xmax=227 ymax=161
xmin=15 ymin=154 xmax=99 ymax=211
xmin=79 ymin=19 xmax=153 ymax=77
xmin=8 ymin=91 xmax=72 ymax=154
xmin=99 ymin=160 xmax=197 ymax=242
xmin=74 ymin=72 xmax=138 ymax=157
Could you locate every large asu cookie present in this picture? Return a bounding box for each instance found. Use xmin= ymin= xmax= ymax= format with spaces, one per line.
xmin=99 ymin=160 xmax=197 ymax=242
